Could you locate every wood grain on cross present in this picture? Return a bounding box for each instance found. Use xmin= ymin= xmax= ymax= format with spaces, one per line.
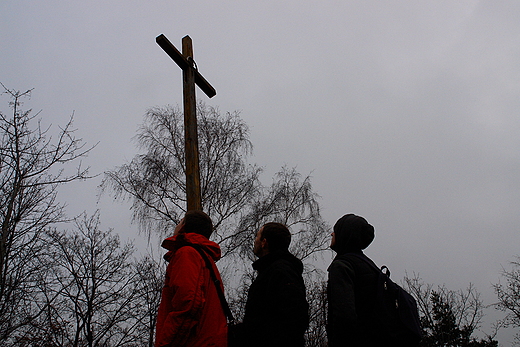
xmin=156 ymin=34 xmax=216 ymax=211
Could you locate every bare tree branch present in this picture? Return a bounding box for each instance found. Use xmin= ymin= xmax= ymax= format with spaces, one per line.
xmin=0 ymin=84 xmax=94 ymax=344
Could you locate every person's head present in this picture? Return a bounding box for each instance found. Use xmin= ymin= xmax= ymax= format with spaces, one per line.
xmin=174 ymin=210 xmax=213 ymax=239
xmin=253 ymin=222 xmax=291 ymax=258
xmin=330 ymin=214 xmax=374 ymax=254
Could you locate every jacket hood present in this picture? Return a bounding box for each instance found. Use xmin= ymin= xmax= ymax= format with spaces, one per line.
xmin=162 ymin=232 xmax=222 ymax=262
xmin=332 ymin=214 xmax=375 ymax=254
xmin=253 ymin=250 xmax=304 ymax=274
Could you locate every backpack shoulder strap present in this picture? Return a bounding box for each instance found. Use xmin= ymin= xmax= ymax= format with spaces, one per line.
xmin=187 ymin=244 xmax=235 ymax=324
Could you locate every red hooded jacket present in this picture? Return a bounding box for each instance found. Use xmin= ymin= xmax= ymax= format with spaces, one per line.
xmin=155 ymin=232 xmax=227 ymax=347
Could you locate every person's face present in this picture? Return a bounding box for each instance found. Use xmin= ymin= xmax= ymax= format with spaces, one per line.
xmin=174 ymin=218 xmax=185 ymax=236
xmin=253 ymin=227 xmax=268 ymax=257
xmin=330 ymin=231 xmax=336 ymax=248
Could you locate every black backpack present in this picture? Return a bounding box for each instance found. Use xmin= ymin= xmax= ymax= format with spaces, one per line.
xmin=347 ymin=253 xmax=422 ymax=346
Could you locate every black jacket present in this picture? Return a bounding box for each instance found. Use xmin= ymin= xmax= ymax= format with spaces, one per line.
xmin=327 ymin=251 xmax=383 ymax=347
xmin=241 ymin=250 xmax=309 ymax=347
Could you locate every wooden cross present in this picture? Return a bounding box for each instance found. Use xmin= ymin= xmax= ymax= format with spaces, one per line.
xmin=156 ymin=34 xmax=216 ymax=211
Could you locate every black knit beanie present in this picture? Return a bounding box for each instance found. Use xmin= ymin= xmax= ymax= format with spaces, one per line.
xmin=332 ymin=214 xmax=375 ymax=254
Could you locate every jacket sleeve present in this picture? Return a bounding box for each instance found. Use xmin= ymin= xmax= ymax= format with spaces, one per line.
xmin=159 ymin=247 xmax=206 ymax=346
xmin=327 ymin=259 xmax=360 ymax=346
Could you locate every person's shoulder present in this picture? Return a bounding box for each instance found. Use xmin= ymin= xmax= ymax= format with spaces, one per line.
xmin=328 ymin=256 xmax=356 ymax=274
xmin=277 ymin=251 xmax=302 ymax=265
xmin=335 ymin=252 xmax=371 ymax=265
xmin=268 ymin=254 xmax=303 ymax=278
xmin=173 ymin=245 xmax=202 ymax=260
xmin=271 ymin=256 xmax=296 ymax=270
xmin=165 ymin=246 xmax=205 ymax=273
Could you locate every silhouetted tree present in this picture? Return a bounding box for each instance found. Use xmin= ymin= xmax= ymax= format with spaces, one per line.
xmin=304 ymin=275 xmax=328 ymax=347
xmin=103 ymin=101 xmax=331 ymax=345
xmin=404 ymin=275 xmax=498 ymax=347
xmin=102 ymin=101 xmax=330 ymax=260
xmin=46 ymin=211 xmax=138 ymax=347
xmin=493 ymin=256 xmax=520 ymax=345
xmin=0 ymin=84 xmax=92 ymax=344
xmin=131 ymin=254 xmax=164 ymax=347
xmin=103 ymin=103 xmax=261 ymax=244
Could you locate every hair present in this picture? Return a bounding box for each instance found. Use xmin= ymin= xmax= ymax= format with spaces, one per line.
xmin=260 ymin=222 xmax=291 ymax=252
xmin=332 ymin=214 xmax=375 ymax=254
xmin=183 ymin=210 xmax=213 ymax=239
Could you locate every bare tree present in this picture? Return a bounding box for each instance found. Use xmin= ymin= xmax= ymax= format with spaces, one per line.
xmin=46 ymin=211 xmax=139 ymax=347
xmin=102 ymin=101 xmax=330 ymax=259
xmin=131 ymin=254 xmax=164 ymax=347
xmin=103 ymin=102 xmax=262 ymax=237
xmin=233 ymin=166 xmax=330 ymax=262
xmin=304 ymin=273 xmax=328 ymax=347
xmin=103 ymin=102 xmax=261 ymax=240
xmin=0 ymin=84 xmax=92 ymax=343
xmin=403 ymin=274 xmax=498 ymax=346
xmin=493 ymin=256 xmax=520 ymax=345
xmin=102 ymin=101 xmax=331 ymax=347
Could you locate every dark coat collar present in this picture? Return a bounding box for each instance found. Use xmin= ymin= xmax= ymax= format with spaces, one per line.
xmin=252 ymin=250 xmax=302 ymax=272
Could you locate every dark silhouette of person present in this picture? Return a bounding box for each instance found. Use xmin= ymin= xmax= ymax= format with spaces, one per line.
xmin=327 ymin=213 xmax=383 ymax=347
xmin=238 ymin=222 xmax=309 ymax=347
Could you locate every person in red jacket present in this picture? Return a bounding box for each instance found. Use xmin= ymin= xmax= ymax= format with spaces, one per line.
xmin=155 ymin=210 xmax=227 ymax=347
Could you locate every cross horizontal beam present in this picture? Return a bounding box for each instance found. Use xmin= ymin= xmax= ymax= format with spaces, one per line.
xmin=156 ymin=34 xmax=216 ymax=98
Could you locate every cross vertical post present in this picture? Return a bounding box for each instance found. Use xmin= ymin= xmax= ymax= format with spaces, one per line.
xmin=156 ymin=34 xmax=216 ymax=212
xmin=182 ymin=36 xmax=201 ymax=212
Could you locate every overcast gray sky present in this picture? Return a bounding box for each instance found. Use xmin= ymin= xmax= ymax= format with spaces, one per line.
xmin=2 ymin=1 xmax=520 ymax=343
